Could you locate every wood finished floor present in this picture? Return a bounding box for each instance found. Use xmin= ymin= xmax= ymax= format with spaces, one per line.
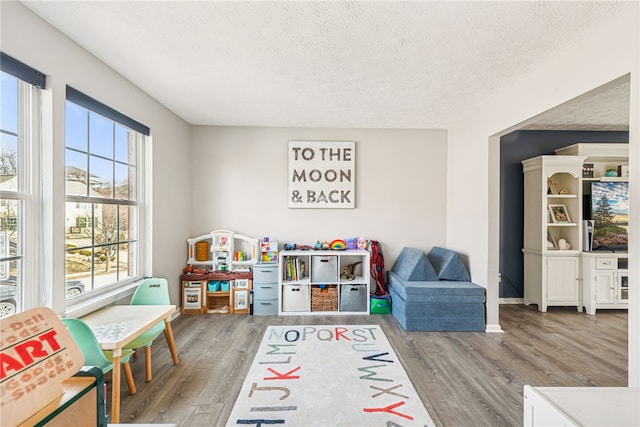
xmin=112 ymin=304 xmax=628 ymax=426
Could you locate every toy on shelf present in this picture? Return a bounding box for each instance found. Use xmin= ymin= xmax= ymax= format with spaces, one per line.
xmin=345 ymin=238 xmax=358 ymax=250
xmin=260 ymin=238 xmax=279 ymax=263
xmin=330 ymin=239 xmax=346 ymax=250
xmin=283 ymin=243 xmax=313 ymax=250
xmin=282 ymin=239 xmax=367 ymax=252
xmin=358 ymin=238 xmax=368 ymax=250
xmin=342 ymin=261 xmax=362 ymax=280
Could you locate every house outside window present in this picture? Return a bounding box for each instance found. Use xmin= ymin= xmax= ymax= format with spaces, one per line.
xmin=64 ymin=88 xmax=148 ymax=300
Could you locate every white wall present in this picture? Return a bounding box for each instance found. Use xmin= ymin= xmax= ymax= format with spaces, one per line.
xmin=447 ymin=6 xmax=639 ymax=384
xmin=191 ymin=126 xmax=448 ymax=264
xmin=1 ymin=1 xmax=193 ymax=311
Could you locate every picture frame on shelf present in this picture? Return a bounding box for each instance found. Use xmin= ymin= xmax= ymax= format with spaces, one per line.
xmin=234 ymin=278 xmax=250 ymax=289
xmin=234 ymin=289 xmax=248 ymax=311
xmin=548 ymin=204 xmax=571 ymax=223
xmin=547 ymin=230 xmax=558 ymax=249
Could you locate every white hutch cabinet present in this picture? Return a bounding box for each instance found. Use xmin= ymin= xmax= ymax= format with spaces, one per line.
xmin=522 ymin=143 xmax=630 ymax=314
xmin=522 ymin=155 xmax=585 ymax=312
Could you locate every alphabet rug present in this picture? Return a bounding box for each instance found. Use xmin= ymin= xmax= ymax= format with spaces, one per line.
xmin=226 ymin=325 xmax=435 ymax=426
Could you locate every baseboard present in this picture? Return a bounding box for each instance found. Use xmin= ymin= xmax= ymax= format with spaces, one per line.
xmin=485 ymin=299 xmax=524 ymax=333
xmin=485 ymin=323 xmax=503 ymax=333
xmin=500 ymin=298 xmax=524 ymax=304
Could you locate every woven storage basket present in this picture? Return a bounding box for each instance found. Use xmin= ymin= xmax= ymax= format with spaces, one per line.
xmin=311 ymin=285 xmax=338 ymax=312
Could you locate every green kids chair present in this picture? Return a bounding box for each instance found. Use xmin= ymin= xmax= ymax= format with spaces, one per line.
xmin=61 ymin=317 xmax=137 ymax=395
xmin=123 ymin=277 xmax=179 ymax=382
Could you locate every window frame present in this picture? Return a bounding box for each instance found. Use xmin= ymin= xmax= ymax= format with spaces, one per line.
xmin=0 ymin=71 xmax=42 ymax=316
xmin=63 ymin=88 xmax=149 ymax=311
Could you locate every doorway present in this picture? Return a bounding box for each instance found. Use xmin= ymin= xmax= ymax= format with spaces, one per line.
xmin=485 ymin=75 xmax=632 ymax=335
xmin=499 ymin=131 xmax=629 ymax=301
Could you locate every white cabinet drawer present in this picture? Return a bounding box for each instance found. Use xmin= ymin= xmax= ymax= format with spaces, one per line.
xmin=253 ymin=283 xmax=278 ymax=299
xmin=253 ymin=298 xmax=278 ymax=315
xmin=253 ymin=264 xmax=279 ymax=283
xmin=596 ymin=258 xmax=616 ymax=270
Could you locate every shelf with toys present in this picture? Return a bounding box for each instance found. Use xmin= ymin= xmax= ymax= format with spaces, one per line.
xmin=187 ymin=229 xmax=258 ymax=272
xmin=278 ymin=237 xmax=370 ymax=316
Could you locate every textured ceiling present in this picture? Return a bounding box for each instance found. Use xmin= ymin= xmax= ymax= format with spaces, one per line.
xmin=21 ymin=1 xmax=631 ymax=130
xmin=519 ymin=79 xmax=629 ymax=131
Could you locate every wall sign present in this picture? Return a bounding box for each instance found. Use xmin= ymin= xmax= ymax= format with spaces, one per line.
xmin=288 ymin=140 xmax=355 ymax=209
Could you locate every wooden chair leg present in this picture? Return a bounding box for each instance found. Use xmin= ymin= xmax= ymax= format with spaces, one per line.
xmin=145 ymin=346 xmax=152 ymax=382
xmin=164 ymin=323 xmax=179 ymax=366
xmin=123 ymin=362 xmax=137 ymax=395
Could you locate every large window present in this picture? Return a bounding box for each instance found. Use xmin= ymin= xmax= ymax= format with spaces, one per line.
xmin=1 ymin=55 xmax=150 ymax=317
xmin=65 ymin=89 xmax=147 ymax=299
xmin=0 ymin=70 xmax=40 ymax=318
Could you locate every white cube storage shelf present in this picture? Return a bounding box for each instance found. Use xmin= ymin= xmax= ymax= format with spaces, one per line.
xmin=278 ymin=249 xmax=370 ymax=315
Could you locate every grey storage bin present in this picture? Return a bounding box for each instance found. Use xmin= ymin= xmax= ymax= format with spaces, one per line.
xmin=339 ymin=284 xmax=367 ymax=312
xmin=253 ymin=265 xmax=279 ymax=283
xmin=253 ymin=299 xmax=278 ymax=315
xmin=311 ymin=255 xmax=338 ymax=282
xmin=282 ymin=284 xmax=310 ymax=311
xmin=253 ymin=283 xmax=278 ymax=300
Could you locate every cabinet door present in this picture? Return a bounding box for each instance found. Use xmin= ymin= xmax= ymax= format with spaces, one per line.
xmin=617 ymin=271 xmax=629 ymax=303
xmin=594 ymin=271 xmax=616 ymax=304
xmin=546 ymin=257 xmax=579 ymax=303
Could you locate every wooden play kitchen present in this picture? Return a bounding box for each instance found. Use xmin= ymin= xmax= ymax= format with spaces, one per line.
xmin=183 ymin=229 xmax=259 ymax=315
xmin=180 ymin=271 xmax=253 ymax=314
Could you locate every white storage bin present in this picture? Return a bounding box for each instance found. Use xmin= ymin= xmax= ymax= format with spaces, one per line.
xmin=311 ymin=256 xmax=338 ymax=282
xmin=282 ymin=285 xmax=310 ymax=311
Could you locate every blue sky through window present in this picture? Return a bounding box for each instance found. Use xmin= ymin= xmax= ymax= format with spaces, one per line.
xmin=1 ymin=73 xmax=19 ymax=179
xmin=65 ymin=100 xmax=136 ymax=196
xmin=1 ymin=73 xmax=18 ymax=134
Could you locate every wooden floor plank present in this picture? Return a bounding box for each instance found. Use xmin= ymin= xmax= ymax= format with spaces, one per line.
xmin=112 ymin=304 xmax=628 ymax=426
